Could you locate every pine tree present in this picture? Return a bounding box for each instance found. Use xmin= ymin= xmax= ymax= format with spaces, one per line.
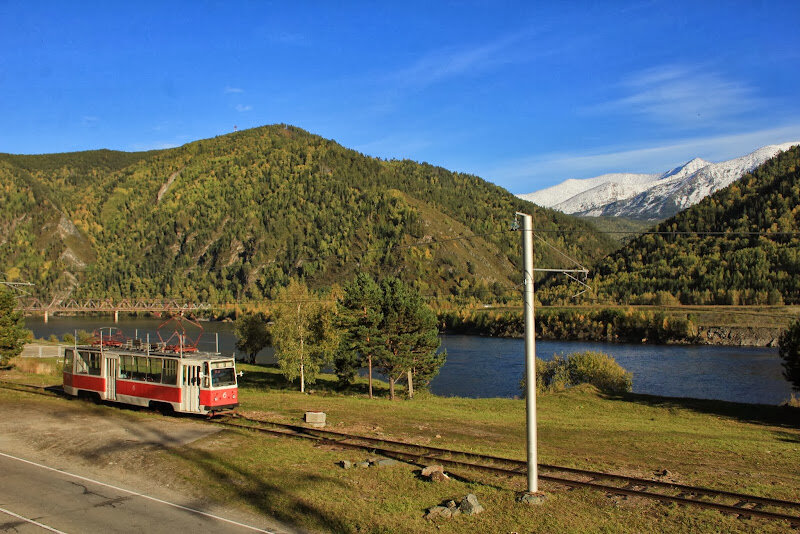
xmin=336 ymin=273 xmax=383 ymax=397
xmin=0 ymin=288 xmax=26 ymax=367
xmin=374 ymin=277 xmax=444 ymax=400
xmin=234 ymin=312 xmax=271 ymax=364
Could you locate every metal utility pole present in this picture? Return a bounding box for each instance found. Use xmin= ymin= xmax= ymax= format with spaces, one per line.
xmin=514 ymin=211 xmax=587 ymax=503
xmin=517 ymin=212 xmax=539 ymax=494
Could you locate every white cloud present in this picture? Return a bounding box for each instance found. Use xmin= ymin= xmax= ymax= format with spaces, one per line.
xmin=386 ymin=29 xmax=537 ymax=90
xmin=586 ymin=65 xmax=763 ymax=126
xmin=224 ymin=86 xmax=244 ymax=94
xmin=487 ymin=124 xmax=800 ymax=193
xmin=235 ymin=104 xmax=252 ymax=112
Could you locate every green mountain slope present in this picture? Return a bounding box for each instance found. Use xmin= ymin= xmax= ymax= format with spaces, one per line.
xmin=571 ymin=145 xmax=800 ymax=305
xmin=0 ymin=125 xmax=616 ymax=303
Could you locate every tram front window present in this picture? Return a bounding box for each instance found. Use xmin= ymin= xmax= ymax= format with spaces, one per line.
xmin=211 ymin=367 xmax=236 ymax=387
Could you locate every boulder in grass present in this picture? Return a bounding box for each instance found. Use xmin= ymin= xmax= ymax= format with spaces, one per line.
xmin=421 ymin=464 xmax=450 ymax=482
xmin=430 ymin=471 xmax=450 ymax=482
xmin=374 ymin=458 xmax=398 ymax=467
xmin=421 ymin=465 xmax=444 ymax=477
xmin=445 ymin=500 xmax=461 ymax=515
xmin=459 ymin=494 xmax=484 ymax=515
xmin=425 ymin=506 xmax=451 ymax=520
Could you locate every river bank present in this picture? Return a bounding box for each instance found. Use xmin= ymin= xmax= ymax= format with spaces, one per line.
xmin=439 ymin=306 xmax=791 ymax=347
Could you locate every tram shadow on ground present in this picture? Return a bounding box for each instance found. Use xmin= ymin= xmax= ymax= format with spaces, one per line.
xmin=74 ymin=401 xmax=349 ymax=532
xmin=607 ymin=391 xmax=800 ymax=432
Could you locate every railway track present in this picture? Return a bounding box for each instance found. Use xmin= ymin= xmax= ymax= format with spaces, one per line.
xmin=216 ymin=414 xmax=800 ymax=526
xmin=3 ymin=380 xmax=799 ymax=525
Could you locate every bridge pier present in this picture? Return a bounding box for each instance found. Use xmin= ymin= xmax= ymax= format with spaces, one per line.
xmin=43 ymin=311 xmax=48 ymax=324
xmin=114 ymin=310 xmax=119 ymax=323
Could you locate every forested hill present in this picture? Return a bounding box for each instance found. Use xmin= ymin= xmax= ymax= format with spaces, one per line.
xmin=573 ymin=145 xmax=800 ymax=305
xmin=0 ymin=125 xmax=616 ymax=303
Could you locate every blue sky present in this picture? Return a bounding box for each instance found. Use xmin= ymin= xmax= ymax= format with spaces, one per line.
xmin=1 ymin=1 xmax=799 ymax=194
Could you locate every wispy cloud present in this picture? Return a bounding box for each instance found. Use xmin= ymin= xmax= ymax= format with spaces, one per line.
xmin=81 ymin=115 xmax=99 ymax=126
xmin=386 ymin=29 xmax=537 ymax=90
xmin=586 ymin=65 xmax=763 ymax=126
xmin=224 ymin=86 xmax=244 ymax=94
xmin=235 ymin=104 xmax=252 ymax=112
xmin=486 ymin=124 xmax=800 ymax=193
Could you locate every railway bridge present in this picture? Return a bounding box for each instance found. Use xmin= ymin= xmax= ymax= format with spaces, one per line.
xmin=16 ymin=297 xmax=211 ymax=323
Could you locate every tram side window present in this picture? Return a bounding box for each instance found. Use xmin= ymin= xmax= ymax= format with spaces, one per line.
xmin=75 ymin=351 xmax=88 ymax=374
xmin=162 ymin=359 xmax=177 ymax=385
xmin=88 ymin=353 xmax=101 ymax=375
xmin=148 ymin=358 xmax=163 ymax=383
xmin=75 ymin=351 xmax=101 ymax=375
xmin=131 ymin=356 xmax=148 ymax=381
xmin=64 ymin=349 xmax=74 ymax=373
xmin=120 ymin=356 xmax=134 ymax=379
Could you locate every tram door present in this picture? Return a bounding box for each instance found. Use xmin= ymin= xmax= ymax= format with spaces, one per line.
xmin=105 ymin=357 xmax=117 ymax=401
xmin=182 ymin=364 xmax=202 ymax=412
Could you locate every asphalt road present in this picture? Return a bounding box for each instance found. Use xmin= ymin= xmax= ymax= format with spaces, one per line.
xmin=0 ymin=452 xmax=287 ymax=534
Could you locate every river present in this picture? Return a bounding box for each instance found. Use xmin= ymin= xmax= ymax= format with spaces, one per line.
xmin=25 ymin=316 xmax=793 ymax=405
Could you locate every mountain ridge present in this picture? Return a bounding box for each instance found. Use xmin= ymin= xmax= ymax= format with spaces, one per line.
xmin=537 ymin=145 xmax=800 ymax=306
xmin=0 ymin=124 xmax=617 ymax=304
xmin=518 ymin=142 xmax=800 ymax=220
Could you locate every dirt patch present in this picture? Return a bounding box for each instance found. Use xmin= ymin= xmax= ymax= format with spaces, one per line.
xmin=0 ymin=391 xmax=306 ymax=532
xmin=0 ymin=394 xmax=218 ymax=497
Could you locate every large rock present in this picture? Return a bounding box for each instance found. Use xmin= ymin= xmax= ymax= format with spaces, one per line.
xmin=425 ymin=506 xmax=451 ymax=520
xmin=430 ymin=471 xmax=450 ymax=482
xmin=459 ymin=494 xmax=484 ymax=515
xmin=421 ymin=465 xmax=444 ymax=477
xmin=421 ymin=465 xmax=450 ymax=482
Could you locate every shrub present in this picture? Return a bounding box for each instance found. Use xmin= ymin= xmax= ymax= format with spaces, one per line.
xmin=11 ymin=357 xmax=54 ymax=375
xmin=778 ymin=318 xmax=800 ymax=392
xmin=76 ymin=330 xmax=95 ymax=345
xmin=534 ymin=351 xmax=632 ymax=395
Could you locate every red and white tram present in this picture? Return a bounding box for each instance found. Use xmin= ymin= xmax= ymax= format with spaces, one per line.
xmin=62 ymin=334 xmax=239 ymax=415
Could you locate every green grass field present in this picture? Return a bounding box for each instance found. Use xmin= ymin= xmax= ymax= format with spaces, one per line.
xmin=2 ymin=360 xmax=798 ymax=533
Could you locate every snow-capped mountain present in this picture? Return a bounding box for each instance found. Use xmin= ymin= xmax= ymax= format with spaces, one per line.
xmin=518 ymin=142 xmax=800 ymax=220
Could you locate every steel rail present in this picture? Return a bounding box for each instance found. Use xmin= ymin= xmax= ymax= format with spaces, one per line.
xmin=216 ymin=416 xmax=800 ymax=524
xmin=222 ymin=415 xmax=800 ymax=511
